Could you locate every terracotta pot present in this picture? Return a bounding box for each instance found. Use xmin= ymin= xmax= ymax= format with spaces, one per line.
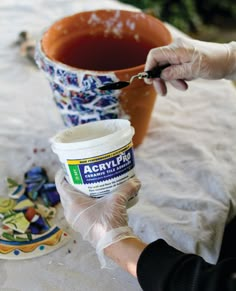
xmin=35 ymin=9 xmax=172 ymax=147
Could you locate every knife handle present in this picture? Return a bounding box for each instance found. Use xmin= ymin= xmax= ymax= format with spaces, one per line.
xmin=145 ymin=64 xmax=170 ymax=79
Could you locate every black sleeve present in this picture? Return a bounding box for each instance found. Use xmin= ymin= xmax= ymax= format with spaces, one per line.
xmin=137 ymin=239 xmax=236 ymax=291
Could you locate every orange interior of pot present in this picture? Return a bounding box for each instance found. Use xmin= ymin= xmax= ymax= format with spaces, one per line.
xmin=42 ymin=9 xmax=172 ymax=147
xmin=42 ymin=9 xmax=172 ymax=74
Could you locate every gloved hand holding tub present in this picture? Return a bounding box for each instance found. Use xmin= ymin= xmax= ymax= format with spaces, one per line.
xmin=55 ymin=169 xmax=140 ymax=268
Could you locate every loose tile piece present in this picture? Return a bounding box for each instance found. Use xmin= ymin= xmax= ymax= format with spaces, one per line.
xmin=7 ymin=178 xmax=25 ymax=199
xmin=34 ymin=203 xmax=56 ymax=219
xmin=13 ymin=195 xmax=34 ymax=211
xmin=0 ymin=198 xmax=16 ymax=214
xmin=3 ymin=212 xmax=30 ymax=234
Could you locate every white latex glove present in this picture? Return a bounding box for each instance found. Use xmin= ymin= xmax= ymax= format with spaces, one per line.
xmin=55 ymin=169 xmax=141 ymax=267
xmin=145 ymin=37 xmax=236 ymax=95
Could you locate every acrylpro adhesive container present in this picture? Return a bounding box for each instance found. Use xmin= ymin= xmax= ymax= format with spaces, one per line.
xmin=51 ymin=119 xmax=136 ymax=198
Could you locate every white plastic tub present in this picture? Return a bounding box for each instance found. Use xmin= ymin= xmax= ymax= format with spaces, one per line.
xmin=51 ymin=119 xmax=136 ymax=198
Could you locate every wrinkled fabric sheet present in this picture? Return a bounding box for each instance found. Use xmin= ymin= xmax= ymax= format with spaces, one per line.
xmin=0 ymin=0 xmax=236 ymax=290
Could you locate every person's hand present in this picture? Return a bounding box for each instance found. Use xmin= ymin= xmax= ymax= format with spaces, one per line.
xmin=145 ymin=37 xmax=236 ymax=95
xmin=55 ymin=169 xmax=141 ymax=266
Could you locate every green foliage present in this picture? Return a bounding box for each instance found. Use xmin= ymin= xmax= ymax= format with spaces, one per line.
xmin=120 ymin=0 xmax=236 ymax=33
xmin=196 ymin=0 xmax=236 ymax=24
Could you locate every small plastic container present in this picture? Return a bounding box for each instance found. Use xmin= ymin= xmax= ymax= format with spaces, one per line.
xmin=51 ymin=119 xmax=136 ymax=198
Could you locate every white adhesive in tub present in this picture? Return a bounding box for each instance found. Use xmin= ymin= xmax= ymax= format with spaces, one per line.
xmin=51 ymin=119 xmax=136 ymax=198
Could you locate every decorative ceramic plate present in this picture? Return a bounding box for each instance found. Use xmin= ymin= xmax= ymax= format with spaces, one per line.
xmin=0 ymin=225 xmax=70 ymax=260
xmin=0 ymin=167 xmax=70 ymax=260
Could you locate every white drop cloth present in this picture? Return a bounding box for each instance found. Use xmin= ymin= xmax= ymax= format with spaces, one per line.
xmin=0 ymin=0 xmax=236 ymax=290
